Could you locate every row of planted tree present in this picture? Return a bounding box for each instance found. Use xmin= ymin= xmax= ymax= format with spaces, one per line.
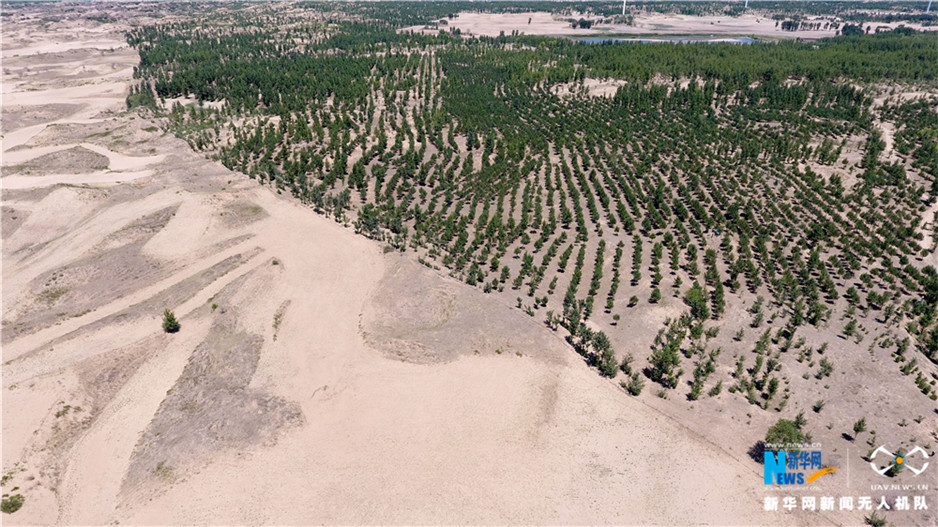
xmin=127 ymin=2 xmax=938 ymax=408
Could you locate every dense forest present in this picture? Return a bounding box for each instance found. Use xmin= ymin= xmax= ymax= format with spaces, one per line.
xmin=127 ymin=1 xmax=938 ymax=419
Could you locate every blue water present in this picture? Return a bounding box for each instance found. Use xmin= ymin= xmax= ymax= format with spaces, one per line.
xmin=579 ymin=36 xmax=757 ymax=44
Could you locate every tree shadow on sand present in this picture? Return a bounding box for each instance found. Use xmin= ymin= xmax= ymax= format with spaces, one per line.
xmin=748 ymin=441 xmax=766 ymax=464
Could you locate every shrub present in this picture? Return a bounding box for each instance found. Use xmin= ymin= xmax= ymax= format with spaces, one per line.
xmin=619 ymin=353 xmax=633 ymax=375
xmin=684 ymin=281 xmax=710 ymax=320
xmin=688 ymin=379 xmax=703 ymax=400
xmin=648 ymin=343 xmax=683 ymax=389
xmin=597 ymin=348 xmax=618 ymax=378
xmin=815 ymin=358 xmax=833 ymax=379
xmin=1 ymin=494 xmax=24 ymax=514
xmin=708 ymin=380 xmax=723 ymax=397
xmin=623 ymin=372 xmax=645 ymax=396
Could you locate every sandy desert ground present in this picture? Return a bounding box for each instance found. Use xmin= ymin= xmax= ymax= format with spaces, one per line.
xmin=406 ymin=11 xmax=938 ymax=39
xmin=0 ymin=6 xmax=928 ymax=527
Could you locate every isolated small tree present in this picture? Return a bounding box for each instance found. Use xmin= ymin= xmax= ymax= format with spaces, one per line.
xmin=794 ymin=411 xmax=807 ymax=429
xmin=684 ymin=281 xmax=710 ymax=321
xmin=597 ymin=347 xmax=618 ymax=378
xmin=844 ymin=319 xmax=857 ymax=337
xmin=865 ymin=511 xmax=887 ymax=527
xmin=162 ymin=309 xmax=180 ymax=333
xmin=648 ymin=342 xmax=683 ymax=389
xmin=622 ymin=372 xmax=644 ymax=396
xmin=852 ymin=417 xmax=867 ymax=439
xmin=619 ymin=353 xmax=633 ymax=375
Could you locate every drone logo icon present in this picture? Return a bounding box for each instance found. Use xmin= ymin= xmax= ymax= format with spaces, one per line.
xmin=869 ymin=446 xmax=930 ymax=476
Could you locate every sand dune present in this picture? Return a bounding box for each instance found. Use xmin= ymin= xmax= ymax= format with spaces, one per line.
xmin=4 ymin=143 xmax=165 ymax=170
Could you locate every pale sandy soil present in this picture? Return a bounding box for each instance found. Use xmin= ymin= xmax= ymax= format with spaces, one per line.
xmin=407 ymin=11 xmax=938 ymax=39
xmin=159 ymin=96 xmax=226 ymax=112
xmin=0 ymin=7 xmax=927 ymax=527
xmin=552 ymin=77 xmax=628 ymax=98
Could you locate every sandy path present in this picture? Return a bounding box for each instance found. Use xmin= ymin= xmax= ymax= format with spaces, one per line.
xmin=410 ymin=12 xmax=839 ymax=39
xmin=3 ymin=187 xmax=181 ymax=304
xmin=121 ymin=328 xmax=801 ymax=525
xmin=1 ymin=99 xmax=125 ymax=153
xmin=1 ymin=35 xmax=134 ymax=151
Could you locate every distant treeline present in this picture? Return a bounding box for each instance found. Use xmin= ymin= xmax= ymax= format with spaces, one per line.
xmin=130 ymin=22 xmax=937 ymax=116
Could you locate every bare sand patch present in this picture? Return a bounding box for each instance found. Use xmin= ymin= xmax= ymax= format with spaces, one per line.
xmin=553 ymin=77 xmax=629 ymax=98
xmin=363 ymin=256 xmax=568 ymax=364
xmin=409 ymin=11 xmax=937 ymax=40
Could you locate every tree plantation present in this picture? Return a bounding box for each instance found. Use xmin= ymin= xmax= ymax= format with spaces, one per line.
xmin=127 ymin=1 xmax=938 ymax=429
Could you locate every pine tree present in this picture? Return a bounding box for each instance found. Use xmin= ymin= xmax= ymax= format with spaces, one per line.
xmin=162 ymin=309 xmax=180 ymax=333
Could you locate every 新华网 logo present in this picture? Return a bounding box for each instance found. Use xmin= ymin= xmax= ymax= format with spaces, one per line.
xmin=869 ymin=446 xmax=930 ymax=476
xmin=764 ymin=448 xmax=838 ymax=485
